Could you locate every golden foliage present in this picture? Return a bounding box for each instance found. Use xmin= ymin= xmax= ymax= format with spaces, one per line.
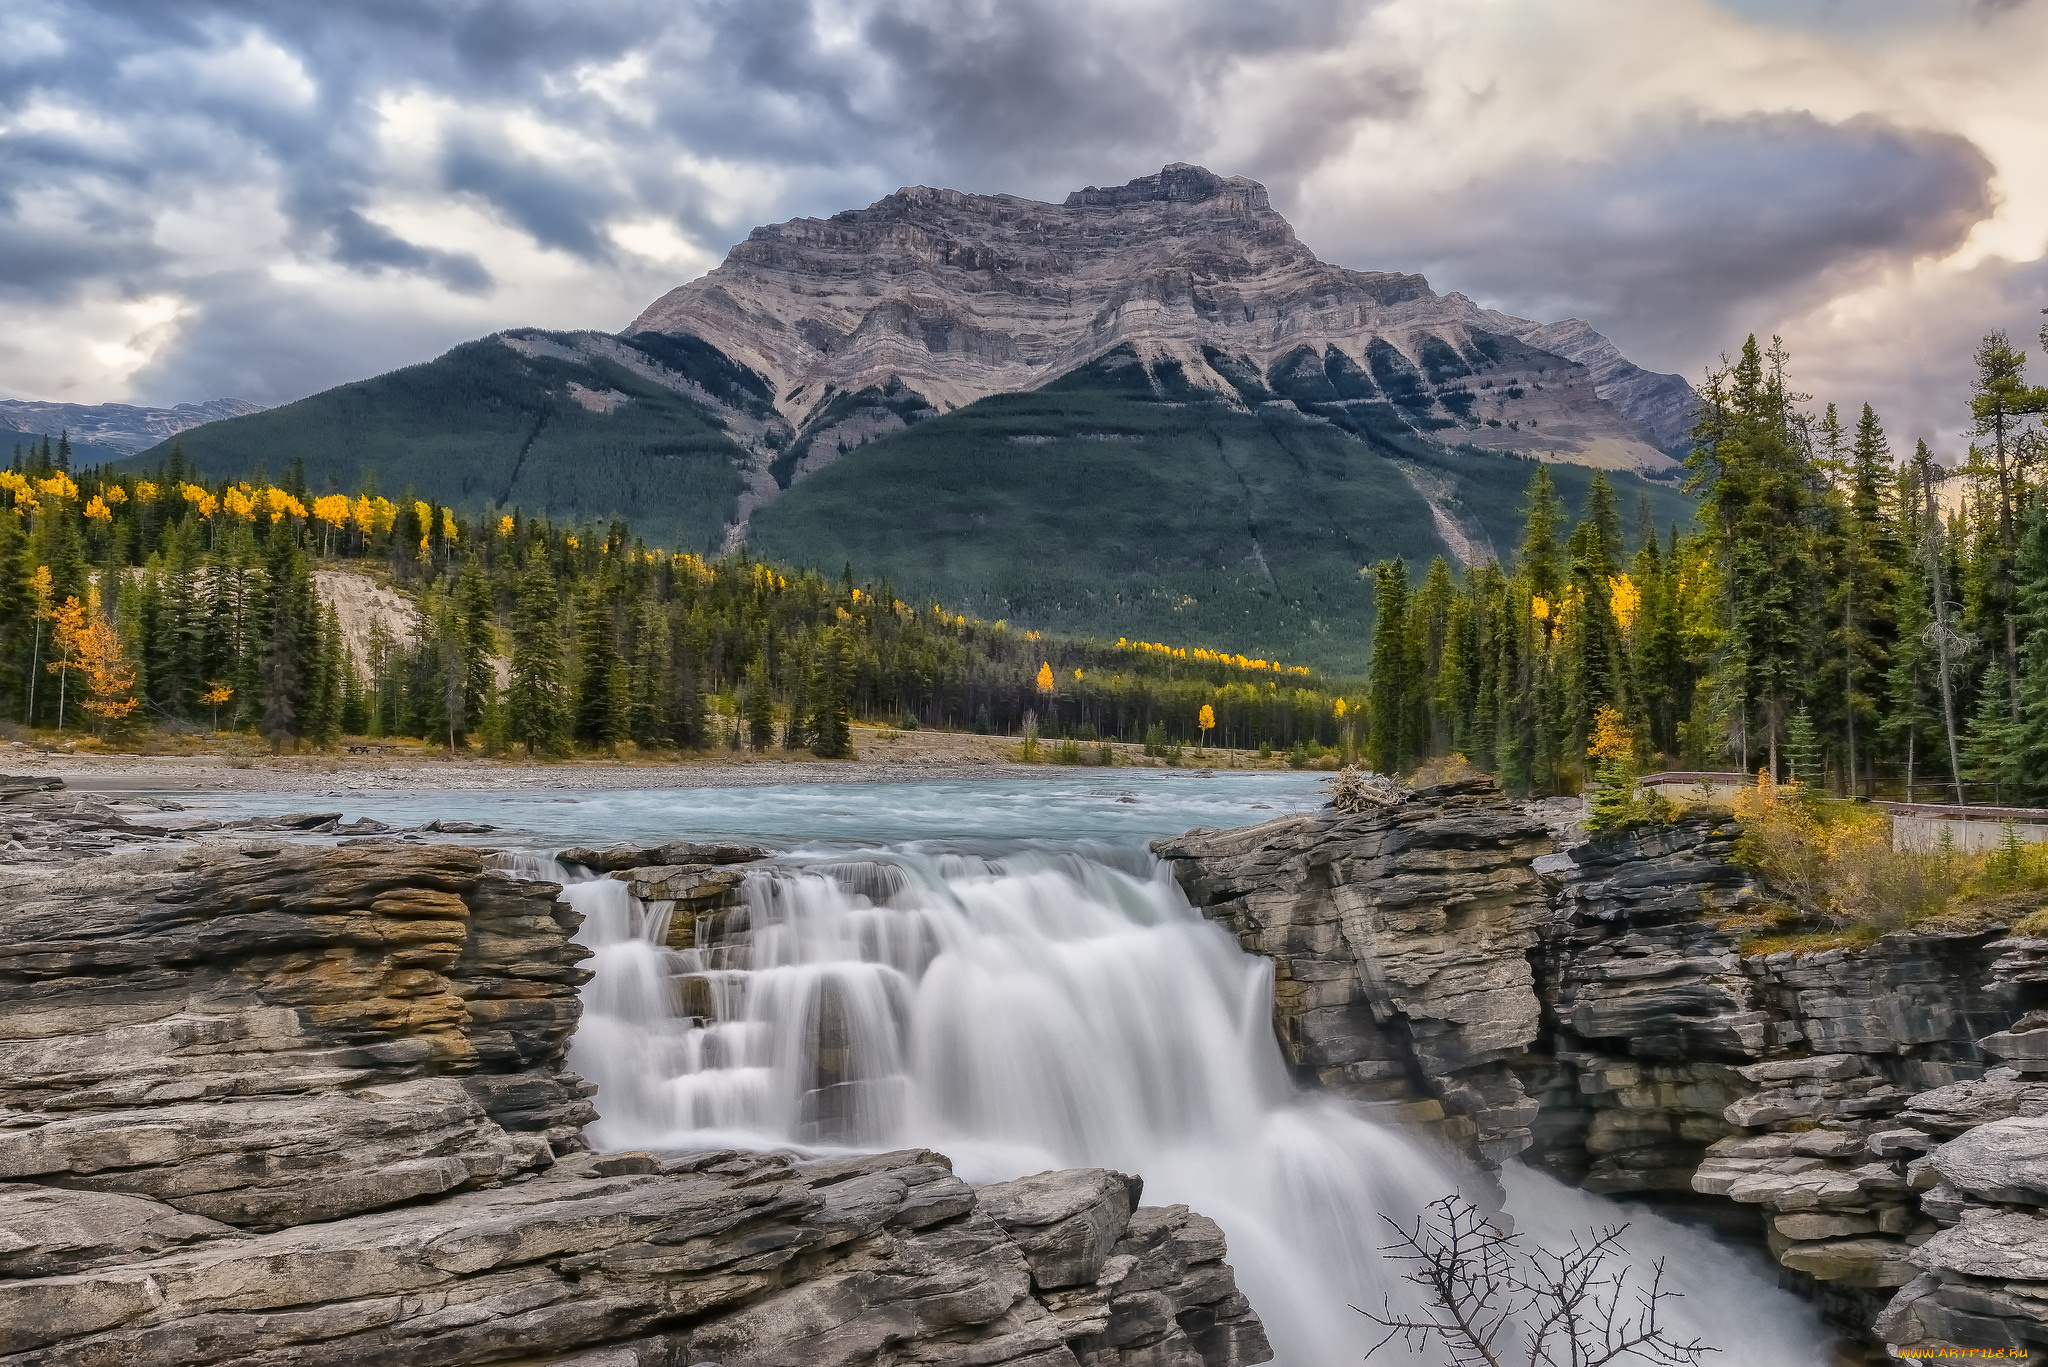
xmin=1036 ymin=661 xmax=1056 ymax=694
xmin=1732 ymin=772 xmax=1961 ymax=932
xmin=1198 ymin=703 xmax=1215 ymax=733
xmin=1587 ymin=704 xmax=1632 ymax=762
xmin=83 ymin=495 xmax=112 ymax=522
xmin=1113 ymin=636 xmax=1312 ymax=676
xmin=353 ymin=495 xmax=397 ymax=535
xmin=180 ymin=483 xmax=219 ymax=518
xmin=75 ymin=617 xmax=139 ymax=727
xmin=313 ymin=494 xmax=354 ymax=529
xmin=1608 ymin=574 xmax=1639 ymax=631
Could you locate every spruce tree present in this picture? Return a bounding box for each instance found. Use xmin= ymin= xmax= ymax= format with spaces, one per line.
xmin=628 ymin=588 xmax=672 ymax=748
xmin=2014 ymin=499 xmax=2048 ymax=802
xmin=810 ymin=628 xmax=853 ymax=759
xmin=508 ymin=555 xmax=568 ymax=756
xmin=572 ymin=577 xmax=627 ymax=750
xmin=0 ymin=505 xmax=29 ymax=720
xmin=1367 ymin=560 xmax=1413 ymax=774
xmin=744 ymin=659 xmax=775 ymax=750
xmin=1964 ymin=664 xmax=2022 ymax=802
xmin=456 ymin=557 xmax=497 ymax=737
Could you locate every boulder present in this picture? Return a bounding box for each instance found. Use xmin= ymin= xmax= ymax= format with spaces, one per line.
xmin=1931 ymin=1116 xmax=2048 ymax=1205
xmin=977 ymin=1168 xmax=1142 ymax=1290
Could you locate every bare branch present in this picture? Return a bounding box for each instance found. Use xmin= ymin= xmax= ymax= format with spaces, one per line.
xmin=1360 ymin=1197 xmax=1716 ymax=1367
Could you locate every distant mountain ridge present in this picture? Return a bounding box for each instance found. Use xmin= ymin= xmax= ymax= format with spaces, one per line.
xmin=3 ymin=397 xmax=264 ymax=462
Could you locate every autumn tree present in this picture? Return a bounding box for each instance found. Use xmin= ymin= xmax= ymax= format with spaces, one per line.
xmin=75 ymin=613 xmax=140 ymax=735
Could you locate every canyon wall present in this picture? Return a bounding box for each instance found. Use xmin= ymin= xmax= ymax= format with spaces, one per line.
xmin=1158 ymin=778 xmax=2048 ymax=1358
xmin=0 ymin=834 xmax=1268 ymax=1367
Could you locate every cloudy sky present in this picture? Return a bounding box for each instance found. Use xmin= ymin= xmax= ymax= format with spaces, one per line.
xmin=3 ymin=0 xmax=2044 ymax=452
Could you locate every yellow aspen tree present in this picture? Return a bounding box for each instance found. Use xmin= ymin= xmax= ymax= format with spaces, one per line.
xmin=1036 ymin=662 xmax=1055 ymax=694
xmin=202 ymin=682 xmax=235 ymax=733
xmin=1198 ymin=703 xmax=1215 ymax=748
xmin=313 ymin=494 xmax=352 ymax=555
xmin=27 ymin=566 xmax=52 ymax=725
xmin=76 ymin=617 xmax=140 ymax=733
xmin=46 ymin=595 xmax=86 ymax=733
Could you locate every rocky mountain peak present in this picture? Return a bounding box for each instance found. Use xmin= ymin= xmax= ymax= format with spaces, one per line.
xmin=629 ymin=163 xmax=1690 ymax=470
xmin=1064 ymin=161 xmax=1272 ymax=212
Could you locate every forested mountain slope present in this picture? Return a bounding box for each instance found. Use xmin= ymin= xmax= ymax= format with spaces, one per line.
xmin=131 ymin=330 xmax=770 ymax=554
xmin=747 ymin=347 xmax=1693 ymax=673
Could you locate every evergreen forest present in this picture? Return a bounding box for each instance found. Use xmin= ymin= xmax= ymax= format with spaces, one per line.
xmin=5 ymin=323 xmax=2047 ymax=805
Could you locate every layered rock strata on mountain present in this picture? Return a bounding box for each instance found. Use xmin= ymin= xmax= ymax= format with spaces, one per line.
xmin=0 ymin=838 xmax=1268 ymax=1366
xmin=1155 ymin=778 xmax=1554 ymax=1164
xmin=633 ymin=163 xmax=1682 ymax=471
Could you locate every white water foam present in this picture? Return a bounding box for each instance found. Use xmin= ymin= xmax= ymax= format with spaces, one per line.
xmin=552 ymin=842 xmax=1830 ymax=1366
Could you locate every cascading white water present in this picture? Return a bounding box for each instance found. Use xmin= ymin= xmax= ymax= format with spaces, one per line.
xmin=556 ymin=841 xmax=1829 ymax=1367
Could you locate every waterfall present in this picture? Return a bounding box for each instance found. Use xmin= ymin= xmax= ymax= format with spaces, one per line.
xmin=552 ymin=841 xmax=1829 ymax=1366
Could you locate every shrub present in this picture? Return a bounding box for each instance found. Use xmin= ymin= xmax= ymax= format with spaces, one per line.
xmin=1053 ymin=740 xmax=1084 ymax=765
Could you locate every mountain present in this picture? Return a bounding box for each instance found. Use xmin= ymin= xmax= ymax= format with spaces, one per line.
xmin=634 ymin=162 xmax=1693 ymax=484
xmin=136 ymin=164 xmax=1697 ymax=668
xmin=4 ymin=397 xmax=263 ymax=465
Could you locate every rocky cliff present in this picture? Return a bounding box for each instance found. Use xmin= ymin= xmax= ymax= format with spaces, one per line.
xmin=1158 ymin=781 xmax=2046 ymax=1357
xmin=633 ymin=163 xmax=1687 ymax=469
xmin=0 ymin=836 xmax=1268 ymax=1367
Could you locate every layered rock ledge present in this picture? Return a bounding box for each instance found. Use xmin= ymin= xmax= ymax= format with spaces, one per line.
xmin=1157 ymin=778 xmax=2045 ymax=1356
xmin=0 ymin=838 xmax=1267 ymax=1366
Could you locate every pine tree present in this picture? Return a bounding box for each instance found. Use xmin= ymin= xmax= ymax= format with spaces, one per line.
xmin=508 ymin=555 xmax=568 ymax=755
xmin=1966 ymin=331 xmax=2048 ymax=697
xmin=1882 ymin=554 xmax=1939 ymax=803
xmin=627 ymin=586 xmax=673 ymax=750
xmin=745 ymin=659 xmax=775 ymax=750
xmin=572 ymin=577 xmax=627 ymax=749
xmin=1964 ymin=663 xmax=2022 ymax=802
xmin=810 ymin=628 xmax=853 ymax=759
xmin=1785 ymin=707 xmax=1823 ymax=789
xmin=0 ymin=506 xmax=29 ymax=720
xmin=258 ymin=533 xmax=307 ymax=751
xmin=2013 ymin=499 xmax=2048 ymax=802
xmin=1367 ymin=560 xmax=1413 ymax=774
xmin=1687 ymin=336 xmax=1817 ymax=775
xmin=456 ymin=556 xmax=497 ymax=737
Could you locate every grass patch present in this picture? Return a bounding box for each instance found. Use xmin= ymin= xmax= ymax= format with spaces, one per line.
xmin=1738 ymin=926 xmax=1884 ymax=957
xmin=1730 ymin=773 xmax=2048 ymax=954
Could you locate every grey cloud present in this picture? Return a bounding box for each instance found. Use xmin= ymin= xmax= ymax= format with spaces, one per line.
xmin=0 ymin=0 xmax=2029 ymax=439
xmin=1313 ymin=111 xmax=1996 ymax=377
xmin=122 ymin=268 xmax=491 ymax=407
xmin=329 ymin=210 xmax=493 ymax=294
xmin=3 ymin=0 xmax=1395 ymax=405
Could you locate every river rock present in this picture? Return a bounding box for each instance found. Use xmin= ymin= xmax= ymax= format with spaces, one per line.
xmin=560 ymin=841 xmax=770 ymax=873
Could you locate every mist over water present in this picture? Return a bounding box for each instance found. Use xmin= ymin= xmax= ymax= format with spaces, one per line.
xmin=538 ymin=809 xmax=1832 ymax=1366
